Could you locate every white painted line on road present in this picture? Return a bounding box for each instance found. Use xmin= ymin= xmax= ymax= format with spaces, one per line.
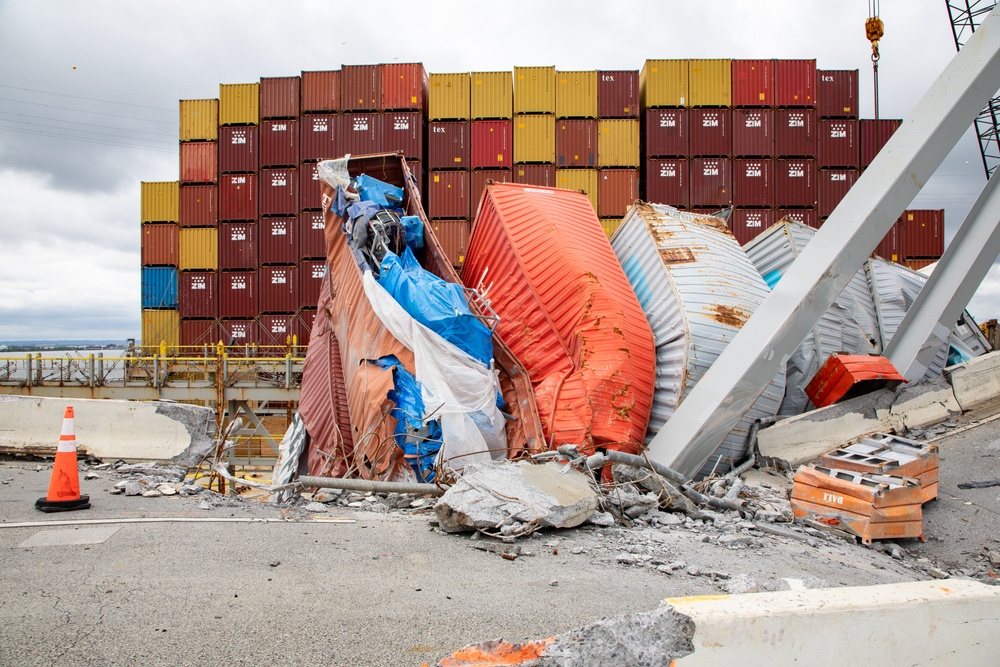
xmin=0 ymin=517 xmax=356 ymax=529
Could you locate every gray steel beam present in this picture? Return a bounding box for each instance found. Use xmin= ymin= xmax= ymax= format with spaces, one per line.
xmin=646 ymin=10 xmax=1000 ymax=478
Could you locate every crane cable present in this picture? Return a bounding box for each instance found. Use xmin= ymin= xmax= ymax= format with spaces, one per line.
xmin=867 ymin=0 xmax=885 ymax=147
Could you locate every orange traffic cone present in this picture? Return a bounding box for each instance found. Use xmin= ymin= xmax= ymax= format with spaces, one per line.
xmin=35 ymin=406 xmax=91 ymax=512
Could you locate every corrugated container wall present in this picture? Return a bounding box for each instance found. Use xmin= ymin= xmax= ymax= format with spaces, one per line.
xmin=817 ymin=119 xmax=859 ymax=169
xmin=514 ymin=114 xmax=556 ymax=163
xmin=179 ymin=142 xmax=217 ymax=184
xmin=774 ymin=208 xmax=819 ymax=228
xmin=179 ymin=99 xmax=218 ymax=141
xmin=340 ymin=64 xmax=381 ymax=111
xmin=472 ymin=169 xmax=512 ymax=208
xmin=179 ymin=184 xmax=216 ymax=228
xmin=732 ymin=158 xmax=772 ymax=207
xmin=141 ymin=181 xmax=179 ymax=223
xmin=300 ymin=70 xmax=341 ymax=113
xmin=428 ymin=170 xmax=471 ymax=218
xmin=598 ymin=70 xmax=639 ymax=118
xmin=730 ymin=208 xmax=779 ymax=245
xmin=299 ymin=260 xmax=326 ymax=308
xmin=219 ymin=83 xmax=259 ymax=125
xmin=220 ymin=319 xmax=254 ymax=345
xmin=142 ymin=309 xmax=180 ymax=348
xmin=689 ymin=157 xmax=731 ymax=207
xmin=556 ymin=119 xmax=597 ymax=167
xmin=218 ymin=125 xmax=258 ymax=173
xmin=218 ymin=173 xmax=257 ymax=221
xmin=340 ymin=112 xmax=382 ymax=155
xmin=774 ymin=109 xmax=817 ymax=157
xmin=597 ymin=119 xmax=639 ymax=167
xmin=180 ymin=319 xmax=221 ymax=347
xmin=178 ymin=270 xmax=218 ymax=319
xmin=555 ymin=168 xmax=598 ymax=211
xmin=142 ymin=267 xmax=178 ymax=309
xmin=902 ymin=209 xmax=945 ymax=258
xmin=640 ymin=59 xmax=688 ymax=107
xmin=380 ymin=63 xmax=427 ymax=110
xmin=688 ymin=59 xmax=731 ymax=107
xmin=556 ymin=70 xmax=597 ymax=118
xmin=428 ymin=121 xmax=470 ymax=168
xmin=877 ymin=220 xmax=906 ymax=262
xmin=731 ymin=60 xmax=773 ymax=107
xmin=471 ymin=120 xmax=512 ymax=169
xmin=432 ymin=220 xmax=471 ymax=268
xmin=644 ymin=109 xmax=688 ymax=157
xmin=218 ymin=222 xmax=257 ymax=270
xmin=428 ymin=73 xmax=470 ymax=121
xmin=259 ymin=265 xmax=298 ymax=313
xmin=141 ymin=224 xmax=178 ymax=266
xmin=513 ymin=164 xmax=556 ymax=187
xmin=817 ymin=168 xmax=857 ymax=218
xmin=688 ymin=109 xmax=731 ymax=157
xmin=773 ymin=60 xmax=817 ymax=107
xmin=259 ymin=168 xmax=299 ymax=216
xmin=298 ymin=211 xmax=325 ymax=258
xmin=178 ymin=227 xmax=218 ymax=271
xmin=260 ymin=76 xmax=300 ymax=119
xmin=298 ymin=162 xmax=322 ymax=211
xmin=260 ymin=119 xmax=299 ymax=168
xmin=471 ymin=71 xmax=513 ymax=119
xmin=514 ymin=66 xmax=556 ymax=114
xmin=732 ymin=109 xmax=774 ymax=157
xmin=258 ymin=216 xmax=298 ymax=265
xmin=299 ymin=114 xmax=340 ymax=162
xmin=861 ymin=118 xmax=902 ymax=167
xmin=597 ymin=168 xmax=639 ymax=218
xmin=381 ymin=111 xmax=423 ymax=159
xmin=219 ymin=270 xmax=258 ymax=319
xmin=816 ymin=70 xmax=858 ymax=119
xmin=644 ymin=158 xmax=689 ymax=208
xmin=773 ymin=159 xmax=816 ymax=207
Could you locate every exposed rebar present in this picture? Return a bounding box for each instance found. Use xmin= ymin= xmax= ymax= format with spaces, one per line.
xmin=298 ymin=475 xmax=444 ymax=496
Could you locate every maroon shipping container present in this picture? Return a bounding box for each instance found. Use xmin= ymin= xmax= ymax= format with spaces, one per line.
xmin=774 ymin=59 xmax=817 ymax=107
xmin=644 ymin=159 xmax=689 ymax=208
xmin=817 ymin=168 xmax=858 ymax=218
xmin=220 ymin=319 xmax=256 ymax=345
xmin=296 ymin=308 xmax=317 ymax=346
xmin=860 ymin=118 xmax=902 ymax=167
xmin=341 ymin=64 xmax=381 ymax=111
xmin=816 ymin=70 xmax=858 ymax=119
xmin=179 ymin=184 xmax=217 ymax=228
xmin=773 ymin=159 xmax=816 ymax=207
xmin=259 ymin=168 xmax=299 ymax=216
xmin=178 ymin=270 xmax=218 ymax=319
xmin=428 ymin=170 xmax=470 ymax=218
xmin=257 ymin=313 xmax=297 ymax=346
xmin=427 ymin=121 xmax=470 ymax=169
xmin=644 ymin=108 xmax=688 ymax=157
xmin=381 ymin=111 xmax=423 ymax=159
xmin=179 ymin=141 xmax=217 ymax=184
xmin=732 ymin=159 xmax=773 ymax=208
xmin=877 ymin=219 xmax=906 ymax=262
xmin=817 ymin=119 xmax=859 ymax=169
xmin=141 ymin=224 xmax=178 ymax=266
xmin=555 ymin=119 xmax=597 ymax=167
xmin=218 ymin=173 xmax=257 ymax=221
xmin=298 ymin=210 xmax=326 ymax=259
xmin=259 ymin=265 xmax=298 ymax=313
xmin=260 ymin=119 xmax=299 ymax=168
xmin=689 ymin=109 xmax=732 ymax=157
xmin=218 ymin=125 xmax=258 ymax=174
xmin=258 ymin=216 xmax=298 ymax=265
xmin=299 ymin=114 xmax=340 ymax=162
xmin=774 ymin=108 xmax=816 ymax=157
xmin=513 ymin=164 xmax=556 ymax=187
xmin=407 ymin=159 xmax=423 ymax=190
xmin=340 ymin=112 xmax=382 ymax=155
xmin=731 ymin=60 xmax=773 ymax=108
xmin=430 ymin=219 xmax=470 ymax=268
xmin=180 ymin=319 xmax=221 ymax=347
xmin=689 ymin=157 xmax=732 ymax=207
xmin=597 ymin=168 xmax=639 ymax=218
xmin=902 ymin=209 xmax=944 ymax=258
xmin=597 ymin=70 xmax=639 ymax=118
xmin=298 ymin=259 xmax=326 ymax=308
xmin=380 ymin=63 xmax=427 ymax=110
xmin=260 ymin=76 xmax=300 ymax=119
xmin=730 ymin=208 xmax=779 ymax=245
xmin=298 ymin=162 xmax=322 ymax=211
xmin=732 ymin=108 xmax=774 ymax=157
xmin=301 ymin=70 xmax=340 ymax=113
xmin=218 ymin=222 xmax=257 ymax=270
xmin=472 ymin=169 xmax=512 ymax=212
xmin=218 ymin=270 xmax=258 ymax=319
xmin=471 ymin=120 xmax=513 ymax=169
xmin=775 ymin=208 xmax=820 ymax=229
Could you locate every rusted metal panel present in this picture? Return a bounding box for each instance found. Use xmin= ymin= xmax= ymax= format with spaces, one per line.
xmin=513 ymin=66 xmax=556 ymax=114
xmin=688 ymin=59 xmax=731 ymax=107
xmin=555 ymin=168 xmax=598 ymax=212
xmin=555 ymin=119 xmax=596 ymax=167
xmin=471 ymin=71 xmax=513 ymax=119
xmin=689 ymin=157 xmax=732 ymax=207
xmin=428 ymin=170 xmax=471 ymax=219
xmin=773 ymin=158 xmax=816 ymax=207
xmin=556 ymin=70 xmax=598 ymax=118
xmin=644 ymin=108 xmax=688 ymax=157
xmin=428 ymin=73 xmax=470 ymax=120
xmin=218 ymin=270 xmax=258 ymax=319
xmin=218 ymin=125 xmax=258 ymax=174
xmin=298 ymin=259 xmax=326 ymax=308
xmin=380 ymin=63 xmax=427 ymax=110
xmin=179 ymin=99 xmax=218 ymax=142
xmin=180 ymin=318 xmax=221 ymax=347
xmin=258 ymin=265 xmax=298 ymax=313
xmin=428 ymin=121 xmax=470 ymax=169
xmin=340 ymin=65 xmax=381 ymax=111
xmin=141 ymin=224 xmax=178 ymax=266
xmin=730 ymin=208 xmax=778 ymax=245
xmin=301 ymin=70 xmax=341 ymax=113
xmin=597 ymin=70 xmax=638 ymax=118
xmin=688 ymin=109 xmax=731 ymax=157
xmin=732 ymin=108 xmax=774 ymax=157
xmin=512 ymin=164 xmax=555 ymax=187
xmin=260 ymin=76 xmax=300 ymax=119
xmin=817 ymin=70 xmax=859 ymax=119
xmin=462 ymin=182 xmax=656 ymax=453
xmin=644 ymin=158 xmax=689 ymax=208
xmin=219 ymin=83 xmax=259 ymax=125
xmin=178 ymin=227 xmax=218 ymax=271
xmin=380 ymin=111 xmax=423 ymax=159
xmin=471 ymin=169 xmax=512 ymax=213
xmin=260 ymin=119 xmax=299 ymax=168
xmin=514 ymin=114 xmax=556 ymax=163
xmin=774 ymin=108 xmax=816 ymax=157
xmin=731 ymin=59 xmax=773 ymax=107
xmin=597 ymin=168 xmax=638 ymax=218
xmin=431 ymin=219 xmax=471 ymax=268
xmin=774 ymin=59 xmax=817 ymax=108
xmin=141 ymin=181 xmax=179 ymax=223
xmin=732 ymin=158 xmax=772 ymax=208
xmin=640 ymin=59 xmax=688 ymax=108
xmin=471 ymin=120 xmax=512 ymax=169
xmin=340 ymin=112 xmax=382 ymax=155
xmin=178 ymin=270 xmax=218 ymax=319
xmin=300 ymin=113 xmax=341 ymax=162
xmin=902 ymin=209 xmax=945 ymax=258
xmin=257 ymin=216 xmax=298 ymax=265
xmin=860 ymin=118 xmax=902 ymax=168
xmin=218 ymin=222 xmax=257 ymax=270
xmin=259 ymin=168 xmax=299 ymax=216
xmin=817 ymin=168 xmax=858 ymax=218
xmin=298 ymin=210 xmax=326 ymax=258
xmin=818 ymin=119 xmax=859 ymax=169
xmin=297 ymin=161 xmax=321 ymax=211
xmin=179 ymin=184 xmax=217 ymax=228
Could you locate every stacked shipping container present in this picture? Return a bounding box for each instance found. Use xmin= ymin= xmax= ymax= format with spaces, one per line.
xmin=428 ymin=71 xmax=473 ymax=267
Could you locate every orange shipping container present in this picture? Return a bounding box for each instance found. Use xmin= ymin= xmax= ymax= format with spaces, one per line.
xmin=179 ymin=141 xmax=217 ymax=184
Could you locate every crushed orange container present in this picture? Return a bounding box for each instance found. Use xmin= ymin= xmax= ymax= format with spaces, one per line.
xmin=805 ymin=353 xmax=907 ymax=408
xmin=820 ymin=433 xmax=939 ymax=503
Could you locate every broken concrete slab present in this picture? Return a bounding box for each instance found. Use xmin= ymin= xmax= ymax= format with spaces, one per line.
xmin=888 ymin=377 xmax=962 ymax=429
xmin=945 ymin=351 xmax=1000 ymax=411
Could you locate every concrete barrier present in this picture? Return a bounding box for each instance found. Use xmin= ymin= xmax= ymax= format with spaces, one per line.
xmin=945 ymin=351 xmax=1000 ymax=411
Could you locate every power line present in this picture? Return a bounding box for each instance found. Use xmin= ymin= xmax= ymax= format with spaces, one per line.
xmin=0 ymin=116 xmax=176 ymax=146
xmin=0 ymin=124 xmax=176 ymax=154
xmin=0 ymin=110 xmax=177 ymax=139
xmin=0 ymin=84 xmax=174 ymax=113
xmin=0 ymin=96 xmax=175 ymax=125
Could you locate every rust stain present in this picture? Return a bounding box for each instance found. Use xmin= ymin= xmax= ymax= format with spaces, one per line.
xmin=657 ymin=246 xmax=696 ymax=265
xmin=710 ymin=303 xmax=751 ymax=328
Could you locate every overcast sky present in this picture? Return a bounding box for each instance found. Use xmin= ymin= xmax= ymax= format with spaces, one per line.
xmin=0 ymin=0 xmax=996 ymax=341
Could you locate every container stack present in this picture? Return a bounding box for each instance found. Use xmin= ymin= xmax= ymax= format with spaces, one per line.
xmin=730 ymin=59 xmax=775 ymax=243
xmin=380 ymin=63 xmax=428 ymax=184
xmin=141 ymin=180 xmax=181 ymax=347
xmin=427 ymin=72 xmax=473 ymax=268
xmin=900 ymin=209 xmax=945 ymax=270
xmin=770 ymin=60 xmax=819 ymax=233
xmin=513 ymin=66 xmax=559 ymax=199
xmin=469 ymin=71 xmax=514 ymax=214
xmin=594 ymin=70 xmax=640 ymax=236
xmin=642 ymin=60 xmax=690 ymax=229
xmin=554 ymin=70 xmax=599 ymax=218
xmin=815 ymin=70 xmax=859 ymax=229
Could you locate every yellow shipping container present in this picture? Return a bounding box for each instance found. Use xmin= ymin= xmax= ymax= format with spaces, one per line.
xmin=471 ymin=71 xmax=512 ymax=119
xmin=688 ymin=59 xmax=732 ymax=107
xmin=597 ymin=119 xmax=640 ymax=167
xmin=178 ymin=228 xmax=218 ymax=271
xmin=514 ymin=66 xmax=556 ymax=114
xmin=556 ymin=71 xmax=598 ymax=119
xmin=556 ymin=168 xmax=598 ymax=212
xmin=141 ymin=181 xmax=179 ymax=223
xmin=514 ymin=114 xmax=556 ymax=163
xmin=428 ymin=73 xmax=471 ymax=120
xmin=142 ymin=309 xmax=180 ymax=350
xmin=601 ymin=218 xmax=623 ymax=238
xmin=640 ymin=59 xmax=689 ymax=108
xmin=219 ymin=83 xmax=259 ymax=126
xmin=179 ymin=99 xmax=219 ymax=141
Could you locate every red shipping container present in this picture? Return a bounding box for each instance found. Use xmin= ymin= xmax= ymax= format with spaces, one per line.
xmin=774 ymin=109 xmax=817 ymax=157
xmin=258 ymin=216 xmax=298 ymax=265
xmin=260 ymin=119 xmax=299 ymax=168
xmin=341 ymin=65 xmax=381 ymax=111
xmin=179 ymin=184 xmax=217 ymax=228
xmin=381 ymin=111 xmax=423 ymax=159
xmin=774 ymin=159 xmax=816 ymax=207
xmin=427 ymin=121 xmax=470 ymax=169
xmin=180 ymin=319 xmax=221 ymax=347
xmin=257 ymin=313 xmax=297 ymax=346
xmin=380 ymin=63 xmax=427 ymax=110
xmin=877 ymin=219 xmax=906 ymax=262
xmin=428 ymin=170 xmax=470 ymax=218
xmin=218 ymin=173 xmax=257 ymax=221
xmin=689 ymin=108 xmax=732 ymax=157
xmin=180 ymin=141 xmax=217 ymax=184
xmin=731 ymin=59 xmax=773 ymax=107
xmin=861 ymin=118 xmax=902 ymax=167
xmin=472 ymin=169 xmax=512 ymax=211
xmin=732 ymin=108 xmax=774 ymax=157
xmin=259 ymin=168 xmax=299 ymax=216
xmin=299 ymin=259 xmax=326 ymax=308
xmin=218 ymin=222 xmax=257 ymax=270
xmin=513 ymin=164 xmax=556 ymax=187
xmin=259 ymin=265 xmax=298 ymax=313
xmin=816 ymin=70 xmax=858 ymax=119
xmin=296 ymin=308 xmax=317 ymax=346
xmin=644 ymin=159 xmax=689 ymax=208
xmin=218 ymin=271 xmax=258 ymax=319
xmin=178 ymin=270 xmax=218 ymax=319
xmin=340 ymin=112 xmax=382 ymax=155
xmin=260 ymin=76 xmax=300 ymax=119
xmin=730 ymin=208 xmax=779 ymax=245
xmin=430 ymin=219 xmax=470 ymax=268
xmin=298 ymin=210 xmax=326 ymax=258
xmin=220 ymin=318 xmax=256 ymax=345
xmin=300 ymin=113 xmax=341 ymax=162
xmin=298 ymin=162 xmax=323 ymax=211
xmin=597 ymin=168 xmax=639 ymax=218
xmin=818 ymin=119 xmax=859 ymax=169
xmin=689 ymin=157 xmax=732 ymax=207
xmin=902 ymin=209 xmax=944 ymax=258
xmin=817 ymin=168 xmax=858 ymax=218
xmin=555 ymin=119 xmax=596 ymax=167
xmin=471 ymin=120 xmax=513 ymax=168
xmin=407 ymin=159 xmax=423 ymax=190
xmin=597 ymin=70 xmax=639 ymax=118
xmin=775 ymin=208 xmax=820 ymax=229
xmin=301 ymin=70 xmax=340 ymax=113
xmin=732 ymin=159 xmax=773 ymax=208
xmin=774 ymin=59 xmax=817 ymax=107
xmin=644 ymin=108 xmax=688 ymax=157
xmin=218 ymin=125 xmax=258 ymax=174
xmin=141 ymin=224 xmax=178 ymax=266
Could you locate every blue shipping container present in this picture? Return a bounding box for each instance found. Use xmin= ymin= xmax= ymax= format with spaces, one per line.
xmin=142 ymin=267 xmax=178 ymax=308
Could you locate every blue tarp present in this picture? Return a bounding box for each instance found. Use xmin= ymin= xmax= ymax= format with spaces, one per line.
xmin=401 ymin=215 xmax=425 ymax=249
xmin=372 ymin=356 xmax=442 ymax=482
xmin=354 ymin=174 xmax=403 ymax=208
